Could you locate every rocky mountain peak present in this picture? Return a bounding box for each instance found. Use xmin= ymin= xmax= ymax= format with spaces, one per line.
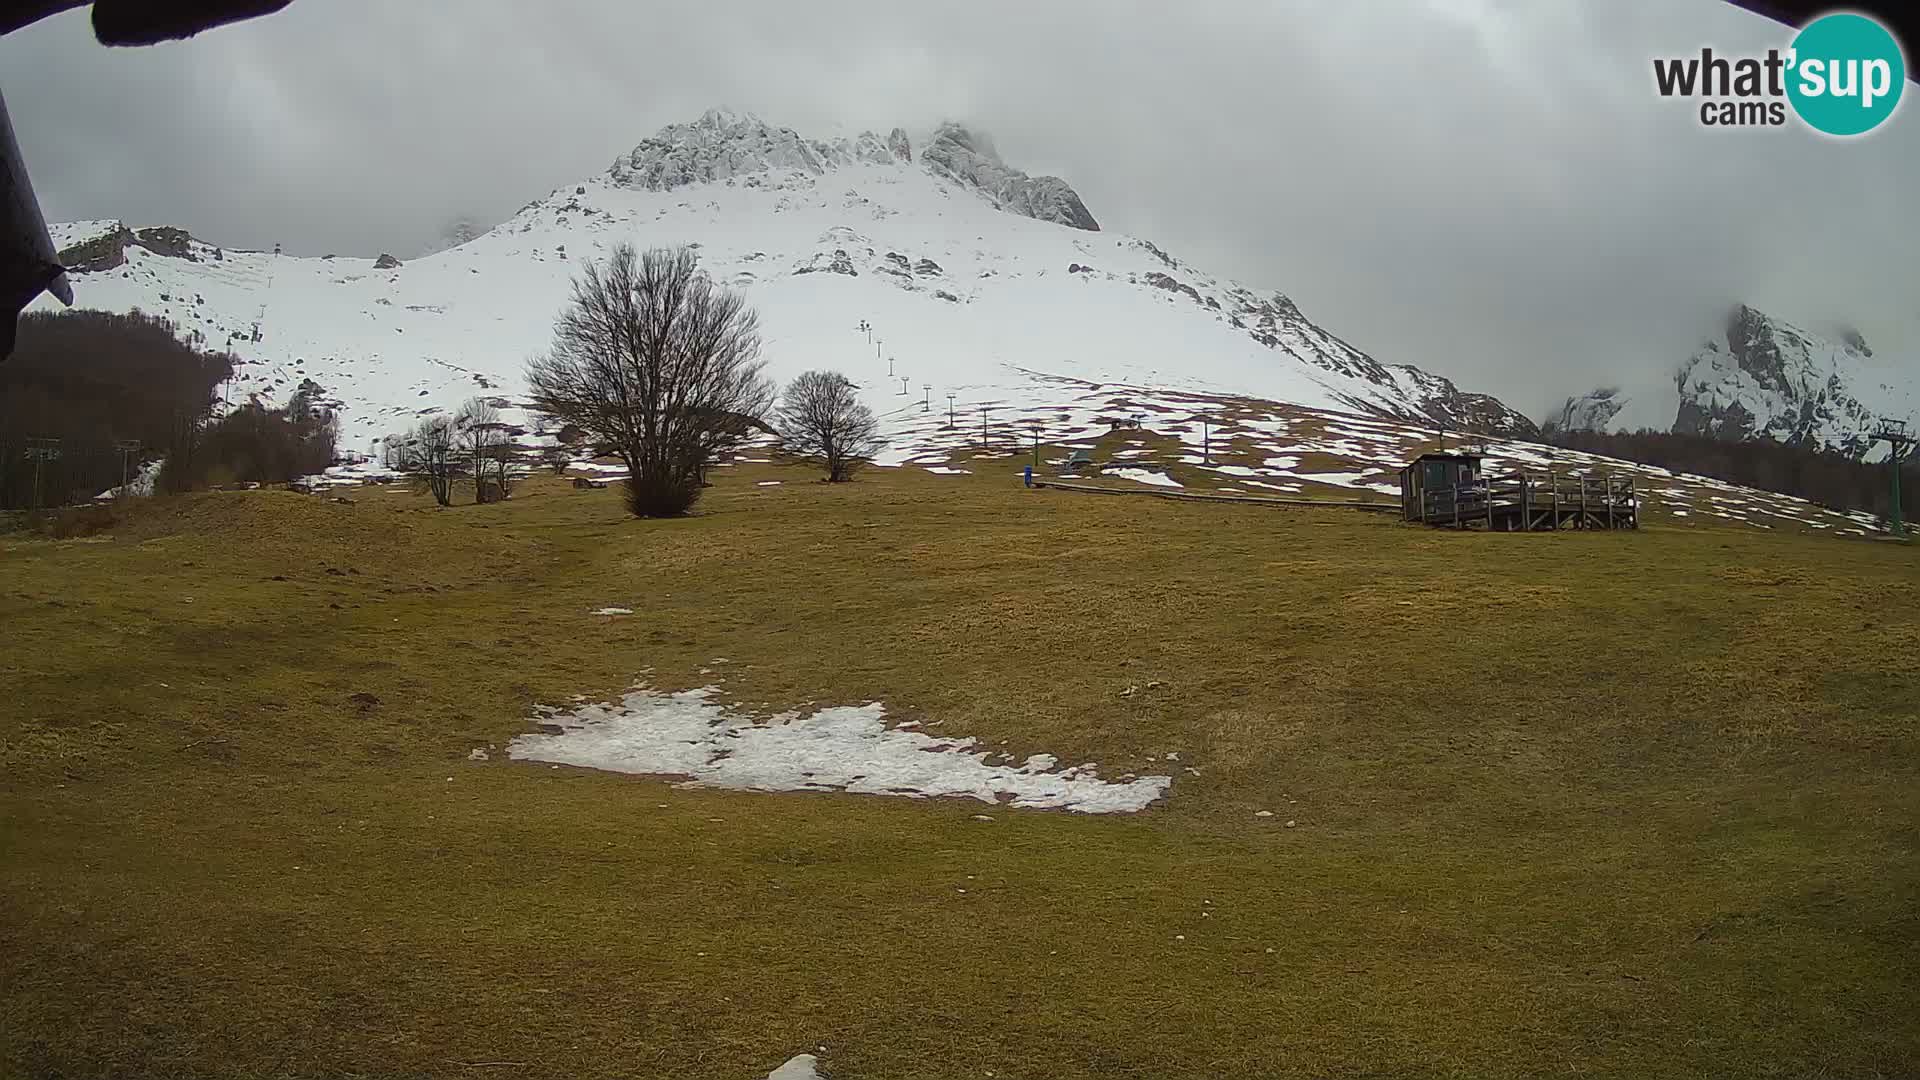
xmin=885 ymin=127 xmax=912 ymax=163
xmin=1541 ymin=387 xmax=1630 ymax=434
xmin=1671 ymin=303 xmax=1892 ymax=454
xmin=55 ymin=221 xmax=224 ymax=272
xmin=1545 ymin=303 xmax=1912 ymax=455
xmin=608 ymin=109 xmax=828 ymax=191
xmin=605 ymin=109 xmax=1100 ymax=232
xmin=921 ymin=121 xmax=1100 ymax=232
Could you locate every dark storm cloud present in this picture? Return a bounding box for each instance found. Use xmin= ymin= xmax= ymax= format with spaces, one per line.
xmin=2 ymin=0 xmax=1914 ymax=413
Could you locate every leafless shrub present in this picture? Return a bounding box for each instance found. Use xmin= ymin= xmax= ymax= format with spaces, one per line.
xmin=526 ymin=244 xmax=773 ymax=517
xmin=397 ymin=414 xmax=460 ymax=506
xmin=456 ymin=397 xmax=516 ymax=503
xmin=776 ymin=370 xmax=884 ymax=482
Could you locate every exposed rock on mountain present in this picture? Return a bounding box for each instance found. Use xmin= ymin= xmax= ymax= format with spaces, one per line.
xmin=886 ymin=127 xmax=912 ymax=163
xmin=608 ymin=108 xmax=896 ymax=192
xmin=56 ymin=223 xmax=135 ymax=272
xmin=1549 ymin=305 xmax=1913 ymax=457
xmin=57 ymin=224 xmax=212 ymax=272
xmin=1543 ymin=387 xmax=1632 ymax=435
xmin=1675 ymin=305 xmax=1887 ymax=454
xmin=920 ymin=122 xmax=1099 ymax=232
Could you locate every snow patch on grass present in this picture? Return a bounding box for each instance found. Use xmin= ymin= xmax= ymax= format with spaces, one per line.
xmin=1104 ymin=467 xmax=1182 ymax=488
xmin=768 ymin=1055 xmax=823 ymax=1080
xmin=507 ymin=687 xmax=1173 ymax=813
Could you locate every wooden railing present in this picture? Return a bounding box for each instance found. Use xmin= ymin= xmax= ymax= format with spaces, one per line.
xmin=1415 ymin=471 xmax=1636 ymax=531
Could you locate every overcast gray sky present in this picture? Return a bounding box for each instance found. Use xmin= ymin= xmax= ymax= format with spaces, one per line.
xmin=2 ymin=0 xmax=1914 ymax=415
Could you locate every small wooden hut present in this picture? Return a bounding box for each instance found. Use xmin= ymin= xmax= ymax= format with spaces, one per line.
xmin=1399 ymin=453 xmax=1482 ymax=523
xmin=1400 ymin=452 xmax=1637 ymax=531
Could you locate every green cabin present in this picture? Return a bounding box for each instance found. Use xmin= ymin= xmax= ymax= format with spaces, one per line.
xmin=1399 ymin=452 xmax=1482 ymax=522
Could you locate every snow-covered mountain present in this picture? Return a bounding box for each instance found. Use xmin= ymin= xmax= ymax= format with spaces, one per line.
xmin=1545 ymin=305 xmax=1915 ymax=459
xmin=36 ymin=108 xmax=1536 ymax=454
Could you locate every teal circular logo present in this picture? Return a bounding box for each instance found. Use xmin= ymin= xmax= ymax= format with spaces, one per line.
xmin=1787 ymin=13 xmax=1905 ymax=136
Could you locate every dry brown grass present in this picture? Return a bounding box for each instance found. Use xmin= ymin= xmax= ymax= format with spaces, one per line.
xmin=2 ymin=465 xmax=1916 ymax=1079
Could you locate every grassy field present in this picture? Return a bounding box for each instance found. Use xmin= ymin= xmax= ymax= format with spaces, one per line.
xmin=3 ymin=462 xmax=1917 ymax=1079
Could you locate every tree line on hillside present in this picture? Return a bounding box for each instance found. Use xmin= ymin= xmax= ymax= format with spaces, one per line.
xmin=381 ymin=397 xmax=521 ymax=507
xmin=1541 ymin=427 xmax=1918 ymax=522
xmin=2 ymin=244 xmax=882 ymax=516
xmin=0 ymin=310 xmax=340 ymax=510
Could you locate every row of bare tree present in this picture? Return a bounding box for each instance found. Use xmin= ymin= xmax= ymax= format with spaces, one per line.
xmin=527 ymin=243 xmax=882 ymax=516
xmin=380 ymin=244 xmax=885 ymax=515
xmin=383 ymin=397 xmax=517 ymax=507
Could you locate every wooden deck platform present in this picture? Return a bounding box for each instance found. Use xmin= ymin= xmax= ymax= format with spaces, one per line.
xmin=1409 ymin=472 xmax=1637 ymax=531
xmin=1033 ymin=478 xmax=1400 ymax=512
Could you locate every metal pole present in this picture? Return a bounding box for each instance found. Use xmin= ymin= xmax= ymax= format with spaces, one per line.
xmin=25 ymin=438 xmax=62 ymax=509
xmin=113 ymin=439 xmax=141 ymax=498
xmin=1893 ymin=454 xmax=1905 ymax=537
xmin=982 ymin=408 xmax=989 ymax=449
xmin=1868 ymin=426 xmax=1909 ymax=536
xmin=947 ymin=395 xmax=955 ymax=428
xmin=922 ymin=384 xmax=930 ymax=411
xmin=888 ymin=357 xmax=894 ymax=377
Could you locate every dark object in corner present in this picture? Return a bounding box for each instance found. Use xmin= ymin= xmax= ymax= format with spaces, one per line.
xmin=3 ymin=1 xmax=296 ymax=45
xmin=1 ymin=87 xmax=70 ymax=360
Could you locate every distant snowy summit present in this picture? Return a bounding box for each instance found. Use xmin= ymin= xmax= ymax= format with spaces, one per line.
xmin=40 ymin=105 xmax=1547 ymax=445
xmin=608 ymin=108 xmax=1100 ymax=232
xmin=1546 ymin=305 xmax=1914 ymax=457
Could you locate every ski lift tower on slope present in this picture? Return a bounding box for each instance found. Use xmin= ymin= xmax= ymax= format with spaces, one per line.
xmin=1870 ymin=420 xmax=1915 ymax=538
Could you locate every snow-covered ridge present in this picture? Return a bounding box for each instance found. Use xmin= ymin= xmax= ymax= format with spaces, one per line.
xmin=919 ymin=121 xmax=1099 ymax=232
xmin=1676 ymin=305 xmax=1910 ymax=456
xmin=1546 ymin=305 xmax=1915 ymax=458
xmin=607 ymin=108 xmax=1100 ymax=233
xmin=609 ymin=108 xmax=908 ymax=193
xmin=1543 ymin=386 xmax=1633 ymax=434
xmin=39 ymin=106 xmax=1548 ymax=463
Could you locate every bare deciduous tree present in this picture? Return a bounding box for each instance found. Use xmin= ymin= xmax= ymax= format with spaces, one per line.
xmin=777 ymin=370 xmax=884 ymax=482
xmin=399 ymin=414 xmax=460 ymax=506
xmin=526 ymin=244 xmax=774 ymax=517
xmin=456 ymin=397 xmax=515 ymax=504
xmin=483 ymin=442 xmax=517 ymax=500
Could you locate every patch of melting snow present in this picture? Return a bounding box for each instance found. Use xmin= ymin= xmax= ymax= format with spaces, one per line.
xmin=757 ymin=481 xmax=782 ymax=486
xmin=767 ymin=1055 xmax=822 ymax=1080
xmin=1293 ymin=470 xmax=1400 ymax=495
xmin=923 ymin=466 xmax=973 ymax=474
xmin=1104 ymin=467 xmax=1182 ymax=488
xmin=508 ymin=687 xmax=1172 ymax=813
xmin=590 ymin=607 xmax=634 ymax=616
